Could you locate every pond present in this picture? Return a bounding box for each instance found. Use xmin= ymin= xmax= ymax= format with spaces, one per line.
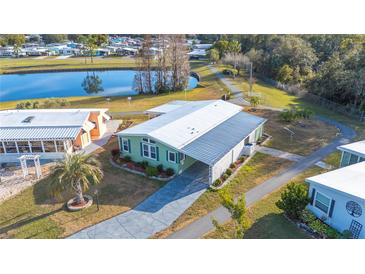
xmin=0 ymin=70 xmax=199 ymax=102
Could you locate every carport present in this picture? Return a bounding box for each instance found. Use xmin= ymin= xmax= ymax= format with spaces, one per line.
xmin=180 ymin=111 xmax=266 ymax=183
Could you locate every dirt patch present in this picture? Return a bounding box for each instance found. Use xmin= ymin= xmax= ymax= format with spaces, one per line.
xmin=250 ymin=108 xmax=339 ymax=156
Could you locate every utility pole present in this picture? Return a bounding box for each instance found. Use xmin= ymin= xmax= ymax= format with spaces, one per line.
xmin=249 ymin=62 xmax=253 ymax=94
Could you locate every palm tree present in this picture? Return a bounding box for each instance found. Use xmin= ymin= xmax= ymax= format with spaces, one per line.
xmin=49 ymin=153 xmax=103 ymax=206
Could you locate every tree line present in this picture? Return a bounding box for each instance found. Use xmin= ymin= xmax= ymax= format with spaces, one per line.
xmin=134 ymin=34 xmax=190 ymax=94
xmin=207 ymin=34 xmax=365 ymax=111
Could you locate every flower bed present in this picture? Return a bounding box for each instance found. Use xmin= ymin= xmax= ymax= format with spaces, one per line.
xmin=110 ymin=156 xmax=175 ymax=182
xmin=285 ymin=209 xmax=352 ymax=239
xmin=210 ymin=155 xmax=249 ymax=190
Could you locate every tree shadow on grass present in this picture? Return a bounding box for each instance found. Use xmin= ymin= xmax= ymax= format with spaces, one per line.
xmin=244 ymin=213 xmax=310 ymax=239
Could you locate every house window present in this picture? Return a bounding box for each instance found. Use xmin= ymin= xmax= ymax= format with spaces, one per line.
xmin=142 ymin=143 xmax=157 ymax=160
xmin=17 ymin=141 xmax=30 ymax=153
xmin=314 ymin=192 xmax=331 ymax=214
xmin=122 ymin=138 xmax=130 ymax=152
xmin=341 ymin=151 xmax=351 ymax=167
xmin=30 ymin=141 xmax=43 ymax=153
xmin=142 ymin=138 xmax=155 ymax=144
xmin=349 ymin=154 xmax=359 ymax=165
xmin=360 ymin=157 xmax=365 ymax=162
xmin=4 ymin=141 xmax=18 ymax=153
xmin=43 ymin=141 xmax=56 ymax=152
xmin=55 ymin=141 xmax=65 ymax=152
xmin=168 ymin=151 xmax=176 ymax=163
xmin=179 ymin=153 xmax=186 ymax=161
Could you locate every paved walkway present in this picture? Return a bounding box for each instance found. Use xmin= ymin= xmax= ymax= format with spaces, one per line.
xmin=167 ymin=117 xmax=356 ymax=239
xmin=68 ymin=162 xmax=209 ymax=239
xmin=80 ymin=120 xmax=120 ymax=155
xmin=208 ymin=65 xmax=250 ymax=106
xmin=257 ymin=146 xmax=304 ymax=162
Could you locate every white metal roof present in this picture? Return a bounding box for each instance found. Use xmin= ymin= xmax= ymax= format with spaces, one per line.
xmin=338 ymin=140 xmax=365 ymax=158
xmin=181 ymin=111 xmax=266 ymax=165
xmin=144 ymin=100 xmax=191 ymax=114
xmin=306 ymin=162 xmax=365 ymax=200
xmin=0 ymin=108 xmax=108 ymax=141
xmin=119 ymin=100 xmax=243 ymax=149
xmin=0 ymin=126 xmax=81 ymax=141
xmin=0 ymin=109 xmax=109 ymax=128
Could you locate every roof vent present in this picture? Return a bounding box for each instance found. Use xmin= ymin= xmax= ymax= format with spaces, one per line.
xmin=21 ymin=116 xmax=35 ymax=123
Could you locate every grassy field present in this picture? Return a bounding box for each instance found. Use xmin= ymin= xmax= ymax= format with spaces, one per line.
xmin=204 ymin=167 xmax=325 ymax=239
xmin=0 ymin=120 xmax=163 ymax=239
xmin=0 ymin=61 xmax=226 ymax=112
xmin=0 ymin=56 xmax=138 ymax=74
xmin=251 ymin=108 xmax=339 ymax=156
xmin=152 ymin=152 xmax=293 ymax=238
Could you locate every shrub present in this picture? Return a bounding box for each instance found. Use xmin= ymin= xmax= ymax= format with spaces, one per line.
xmin=124 ymin=155 xmax=131 ymax=162
xmin=111 ymin=148 xmax=120 ymax=159
xmin=221 ymin=93 xmax=231 ymax=101
xmin=238 ymin=156 xmax=245 ymax=163
xmin=221 ymin=174 xmax=228 ymax=181
xmin=166 ymin=168 xmax=175 ymax=177
xmin=279 ymin=107 xmax=314 ymax=123
xmin=230 ymin=163 xmax=236 ymax=169
xmin=213 ymin=179 xmax=222 ymax=187
xmin=16 ymin=102 xmax=25 ymax=109
xmin=225 ymin=168 xmax=233 ymax=176
xmin=157 ymin=164 xmax=164 ymax=173
xmin=300 ymin=209 xmax=317 ymax=224
xmin=140 ymin=161 xmax=149 ymax=169
xmin=276 ymin=183 xmax=310 ymax=220
xmin=32 ymin=101 xmax=40 ymax=109
xmin=146 ymin=166 xmax=158 ymax=177
xmin=249 ymin=96 xmax=260 ymax=108
xmin=341 ymin=230 xmax=353 ymax=239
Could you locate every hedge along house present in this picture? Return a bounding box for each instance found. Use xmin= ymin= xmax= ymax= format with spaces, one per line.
xmin=117 ymin=100 xmax=266 ymax=183
xmin=338 ymin=140 xmax=365 ymax=167
xmin=0 ymin=109 xmax=110 ymax=163
xmin=306 ymin=162 xmax=365 ymax=239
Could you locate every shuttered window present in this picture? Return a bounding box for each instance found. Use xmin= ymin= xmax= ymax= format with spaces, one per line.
xmin=314 ymin=192 xmax=331 ymax=214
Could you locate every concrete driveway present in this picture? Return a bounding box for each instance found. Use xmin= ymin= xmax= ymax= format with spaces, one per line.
xmin=68 ymin=161 xmax=209 ymax=239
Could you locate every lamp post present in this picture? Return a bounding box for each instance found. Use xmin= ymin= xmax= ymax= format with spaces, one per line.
xmin=94 ymin=189 xmax=100 ymax=211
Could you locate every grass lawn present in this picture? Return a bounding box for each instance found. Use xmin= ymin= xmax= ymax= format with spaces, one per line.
xmin=0 ymin=56 xmax=137 ymax=74
xmin=251 ymin=108 xmax=339 ymax=156
xmin=152 ymin=152 xmax=293 ymax=238
xmin=0 ymin=120 xmax=163 ymax=239
xmin=204 ymin=167 xmax=325 ymax=239
xmin=323 ymin=151 xmax=342 ymax=169
xmin=0 ymin=61 xmax=226 ymax=112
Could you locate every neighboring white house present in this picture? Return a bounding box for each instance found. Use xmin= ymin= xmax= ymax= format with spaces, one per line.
xmin=118 ymin=100 xmax=266 ymax=183
xmin=0 ymin=109 xmax=110 ymax=163
xmin=338 ymin=140 xmax=365 ymax=167
xmin=306 ymin=161 xmax=365 ymax=239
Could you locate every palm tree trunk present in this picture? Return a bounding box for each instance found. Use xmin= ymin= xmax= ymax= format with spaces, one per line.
xmin=75 ymin=180 xmax=85 ymax=205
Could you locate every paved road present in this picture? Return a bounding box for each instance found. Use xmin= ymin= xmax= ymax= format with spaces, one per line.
xmin=167 ymin=117 xmax=356 ymax=238
xmin=68 ymin=162 xmax=209 ymax=239
xmin=208 ymin=65 xmax=250 ymax=105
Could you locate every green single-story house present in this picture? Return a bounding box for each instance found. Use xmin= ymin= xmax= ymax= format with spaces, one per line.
xmin=117 ymin=100 xmax=266 ymax=183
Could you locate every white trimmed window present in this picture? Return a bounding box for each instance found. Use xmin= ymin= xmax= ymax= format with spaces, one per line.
xmin=122 ymin=138 xmax=130 ymax=152
xmin=168 ymin=151 xmax=176 ymax=163
xmin=314 ymin=192 xmax=331 ymax=214
xmin=142 ymin=143 xmax=157 ymax=160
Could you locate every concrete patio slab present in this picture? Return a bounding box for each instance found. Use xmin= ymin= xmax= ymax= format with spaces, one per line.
xmin=68 ymin=161 xmax=209 ymax=239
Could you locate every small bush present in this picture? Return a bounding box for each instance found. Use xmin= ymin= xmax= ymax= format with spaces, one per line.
xmin=238 ymin=156 xmax=245 ymax=163
xmin=16 ymin=102 xmax=25 ymax=109
xmin=276 ymin=183 xmax=310 ymax=220
xmin=230 ymin=163 xmax=236 ymax=169
xmin=166 ymin=168 xmax=175 ymax=177
xmin=225 ymin=168 xmax=233 ymax=176
xmin=221 ymin=174 xmax=228 ymax=181
xmin=213 ymin=179 xmax=222 ymax=187
xmin=124 ymin=155 xmax=131 ymax=162
xmin=341 ymin=230 xmax=353 ymax=239
xmin=111 ymin=148 xmax=120 ymax=158
xmin=140 ymin=161 xmax=149 ymax=169
xmin=146 ymin=166 xmax=158 ymax=177
xmin=300 ymin=209 xmax=317 ymax=224
xmin=221 ymin=93 xmax=231 ymax=101
xmin=157 ymin=164 xmax=164 ymax=173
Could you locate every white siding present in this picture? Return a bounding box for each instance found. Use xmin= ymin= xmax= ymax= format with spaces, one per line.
xmin=307 ymin=183 xmax=365 ymax=239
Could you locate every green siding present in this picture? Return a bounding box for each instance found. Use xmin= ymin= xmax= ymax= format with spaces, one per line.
xmin=118 ymin=135 xmax=196 ymax=174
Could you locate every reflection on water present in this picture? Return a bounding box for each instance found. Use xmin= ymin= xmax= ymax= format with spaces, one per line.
xmin=0 ymin=70 xmax=199 ymax=102
xmin=81 ymin=72 xmax=104 ymax=94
